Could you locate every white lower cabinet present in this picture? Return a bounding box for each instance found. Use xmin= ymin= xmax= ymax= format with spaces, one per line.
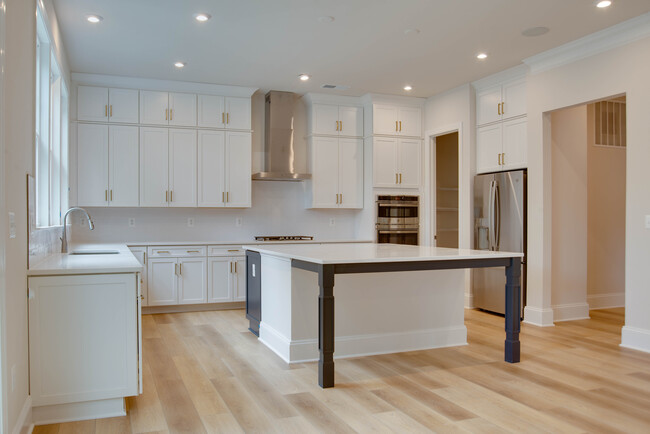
xmin=208 ymin=256 xmax=246 ymax=302
xmin=28 ymin=273 xmax=140 ymax=408
xmin=129 ymin=247 xmax=148 ymax=306
xmin=178 ymin=258 xmax=207 ymax=304
xmin=147 ymin=258 xmax=178 ymax=305
xmin=148 ymin=256 xmax=207 ymax=305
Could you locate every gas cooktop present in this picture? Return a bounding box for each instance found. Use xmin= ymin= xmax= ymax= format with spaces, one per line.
xmin=254 ymin=236 xmax=314 ymax=242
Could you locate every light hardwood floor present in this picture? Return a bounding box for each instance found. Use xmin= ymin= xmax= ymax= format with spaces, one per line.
xmin=34 ymin=308 xmax=650 ymax=433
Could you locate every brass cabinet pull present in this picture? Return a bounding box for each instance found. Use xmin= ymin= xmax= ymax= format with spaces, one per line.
xmin=501 ymin=102 xmax=505 ymax=115
xmin=222 ymin=112 xmax=225 ymax=124
xmin=340 ymin=193 xmax=343 ymax=204
xmin=170 ymin=109 xmax=173 ymax=121
xmin=175 ymin=263 xmax=179 ymax=275
xmin=179 ymin=263 xmax=182 ymax=275
xmin=186 ymin=250 xmax=200 ymax=253
xmin=497 ymin=103 xmax=501 ymax=116
xmin=105 ymin=105 xmax=108 ymax=117
xmin=170 ymin=191 xmax=173 ymax=202
xmin=222 ymin=192 xmax=225 ymax=202
xmin=227 ymin=249 xmax=239 ymax=252
xmin=105 ymin=190 xmax=108 ymax=201
xmin=227 ymin=113 xmax=229 ymax=124
xmin=501 ymin=153 xmax=505 ymax=165
xmin=230 ymin=262 xmax=233 ymax=273
xmin=166 ymin=190 xmax=168 ymax=202
xmin=335 ymin=194 xmax=339 ymax=204
xmin=395 ymin=173 xmax=398 ymax=184
xmin=165 ymin=109 xmax=168 ymax=120
xmin=399 ymin=173 xmax=402 ymax=184
xmin=110 ymin=105 xmax=113 ymax=117
xmin=110 ymin=190 xmax=113 ymax=201
xmin=335 ymin=120 xmax=339 ymax=131
xmin=399 ymin=121 xmax=402 ymax=132
xmin=234 ymin=262 xmax=237 ymax=273
xmin=226 ymin=192 xmax=229 ymax=202
xmin=158 ymin=250 xmax=170 ymax=254
xmin=396 ymin=121 xmax=398 ymax=132
xmin=340 ymin=121 xmax=343 ymax=131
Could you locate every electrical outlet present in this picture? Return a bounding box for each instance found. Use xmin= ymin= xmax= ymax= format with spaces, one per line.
xmin=11 ymin=364 xmax=16 ymax=392
xmin=235 ymin=217 xmax=243 ymax=227
xmin=128 ymin=218 xmax=136 ymax=228
xmin=329 ymin=217 xmax=336 ymax=227
xmin=645 ymin=215 xmax=650 ymax=229
xmin=187 ymin=217 xmax=195 ymax=228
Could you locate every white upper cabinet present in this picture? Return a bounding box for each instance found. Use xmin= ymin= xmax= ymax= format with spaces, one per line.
xmin=108 ymin=125 xmax=139 ymax=207
xmin=108 ymin=88 xmax=139 ymax=123
xmin=477 ymin=78 xmax=526 ymax=126
xmin=139 ymin=127 xmax=169 ymax=207
xmin=372 ymin=104 xmax=422 ymax=137
xmin=310 ymin=103 xmax=363 ymax=137
xmin=476 ymin=123 xmax=503 ymax=174
xmin=169 ymin=93 xmax=197 ymax=127
xmin=77 ymin=86 xmax=109 ymax=122
xmin=372 ymin=137 xmax=421 ymax=188
xmin=337 ymin=138 xmax=364 ymax=208
xmin=197 ymin=130 xmax=226 ymax=207
xmin=502 ymin=117 xmax=527 ymax=170
xmin=140 ymin=91 xmax=169 ymax=125
xmin=168 ymin=129 xmax=197 ymax=207
xmin=224 ymin=131 xmax=252 ymax=208
xmin=77 ymin=123 xmax=109 ymax=206
xmin=198 ymin=95 xmax=225 ymax=128
xmin=224 ymin=97 xmax=251 ymax=130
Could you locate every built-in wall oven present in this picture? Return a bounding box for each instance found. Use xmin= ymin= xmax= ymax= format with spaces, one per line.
xmin=376 ymin=195 xmax=420 ymax=245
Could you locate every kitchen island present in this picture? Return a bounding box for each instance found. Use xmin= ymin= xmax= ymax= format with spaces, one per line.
xmin=243 ymin=243 xmax=523 ymax=388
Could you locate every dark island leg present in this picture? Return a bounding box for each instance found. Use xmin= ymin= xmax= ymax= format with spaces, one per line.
xmin=318 ymin=265 xmax=335 ymax=388
xmin=504 ymin=257 xmax=521 ymax=363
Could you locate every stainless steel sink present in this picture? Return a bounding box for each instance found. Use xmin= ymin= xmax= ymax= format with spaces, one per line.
xmin=69 ymin=250 xmax=120 ymax=255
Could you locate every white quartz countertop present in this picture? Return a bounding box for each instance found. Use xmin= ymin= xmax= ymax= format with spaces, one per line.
xmin=127 ymin=239 xmax=373 ymax=247
xmin=28 ymin=244 xmax=143 ymax=276
xmin=243 ymin=243 xmax=524 ymax=265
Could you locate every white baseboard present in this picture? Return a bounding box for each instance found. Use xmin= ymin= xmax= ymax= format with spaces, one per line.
xmin=621 ymin=326 xmax=650 ymax=354
xmin=142 ymin=301 xmax=244 ymax=314
xmin=11 ymin=396 xmax=32 ymax=434
xmin=464 ymin=292 xmax=474 ymax=309
xmin=552 ymin=302 xmax=590 ymax=322
xmin=523 ymin=305 xmax=555 ymax=327
xmin=587 ymin=292 xmax=625 ymax=309
xmin=32 ymin=398 xmax=126 ymax=426
xmin=259 ymin=322 xmax=468 ymax=364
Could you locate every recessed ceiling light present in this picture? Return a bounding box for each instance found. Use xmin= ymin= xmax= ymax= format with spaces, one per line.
xmin=299 ymin=74 xmax=311 ymax=81
xmin=403 ymin=85 xmax=413 ymax=91
xmin=194 ymin=13 xmax=211 ymax=22
xmin=174 ymin=62 xmax=186 ymax=68
xmin=317 ymin=16 xmax=335 ymax=23
xmin=85 ymin=15 xmax=103 ymax=23
xmin=521 ymin=26 xmax=549 ymax=37
xmin=477 ymin=53 xmax=488 ymax=60
xmin=596 ymin=0 xmax=612 ymax=8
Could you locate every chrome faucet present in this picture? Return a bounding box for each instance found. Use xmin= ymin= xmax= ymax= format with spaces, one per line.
xmin=61 ymin=207 xmax=95 ymax=253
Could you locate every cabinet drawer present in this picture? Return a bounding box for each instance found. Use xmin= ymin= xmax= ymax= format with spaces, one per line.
xmin=148 ymin=246 xmax=207 ymax=257
xmin=208 ymin=245 xmax=245 ymax=257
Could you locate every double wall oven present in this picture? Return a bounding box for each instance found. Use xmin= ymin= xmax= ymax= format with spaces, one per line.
xmin=376 ymin=195 xmax=420 ymax=245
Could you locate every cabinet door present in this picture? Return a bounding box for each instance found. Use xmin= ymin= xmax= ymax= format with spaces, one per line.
xmin=373 ymin=105 xmax=400 ymax=135
xmin=224 ymin=97 xmax=251 ymax=130
xmin=77 ymin=86 xmax=108 ymax=122
xmin=398 ymin=107 xmax=422 ymax=137
xmin=140 ymin=91 xmax=168 ymax=125
xmin=140 ymin=127 xmax=169 ymax=207
xmin=398 ymin=139 xmax=421 ymax=188
xmin=476 ymin=85 xmax=502 ymax=126
xmin=148 ymin=258 xmax=178 ymax=305
xmin=372 ymin=137 xmax=398 ymax=188
xmin=224 ymin=131 xmax=251 ymax=208
xmin=198 ymin=131 xmax=226 ymax=207
xmin=198 ymin=95 xmax=225 ymax=128
xmin=338 ymin=138 xmax=363 ymax=209
xmin=169 ymin=129 xmax=197 ymax=207
xmin=169 ymin=92 xmax=197 ymax=127
xmin=312 ymin=104 xmax=340 ymax=135
xmin=129 ymin=247 xmax=148 ymax=306
xmin=108 ymin=125 xmax=139 ymax=207
xmin=232 ymin=258 xmax=247 ymax=301
xmin=502 ymin=117 xmax=527 ymax=170
xmin=77 ymin=123 xmax=109 ymax=206
xmin=310 ymin=136 xmax=339 ymax=208
xmin=208 ymin=258 xmax=232 ymax=302
xmin=108 ymin=88 xmax=139 ymax=124
xmin=502 ymin=79 xmax=526 ymax=120
xmin=338 ymin=105 xmax=363 ymax=137
xmin=178 ymin=258 xmax=207 ymax=304
xmin=476 ymin=123 xmax=503 ymax=174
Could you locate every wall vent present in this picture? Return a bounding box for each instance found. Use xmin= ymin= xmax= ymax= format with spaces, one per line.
xmin=320 ymin=84 xmax=350 ymax=90
xmin=593 ymin=98 xmax=626 ymax=148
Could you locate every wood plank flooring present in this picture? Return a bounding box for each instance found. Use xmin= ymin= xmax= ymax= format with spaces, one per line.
xmin=34 ymin=308 xmax=650 ymax=433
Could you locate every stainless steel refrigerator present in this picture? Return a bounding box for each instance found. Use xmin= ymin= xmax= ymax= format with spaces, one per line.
xmin=473 ymin=170 xmax=526 ymax=316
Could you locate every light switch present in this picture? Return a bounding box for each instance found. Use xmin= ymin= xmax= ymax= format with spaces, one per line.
xmin=645 ymin=215 xmax=650 ymax=229
xmin=8 ymin=212 xmax=16 ymax=239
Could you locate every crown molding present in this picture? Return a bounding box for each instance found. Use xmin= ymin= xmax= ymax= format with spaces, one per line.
xmin=524 ymin=12 xmax=650 ymax=75
xmin=471 ymin=64 xmax=528 ymax=90
xmin=360 ymin=93 xmax=426 ymax=107
xmin=301 ymin=93 xmax=364 ymax=106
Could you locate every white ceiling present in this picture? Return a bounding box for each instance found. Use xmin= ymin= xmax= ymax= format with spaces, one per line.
xmin=52 ymin=0 xmax=650 ymax=97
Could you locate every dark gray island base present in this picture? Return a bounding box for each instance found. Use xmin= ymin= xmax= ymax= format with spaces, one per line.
xmin=291 ymin=256 xmax=522 ymax=388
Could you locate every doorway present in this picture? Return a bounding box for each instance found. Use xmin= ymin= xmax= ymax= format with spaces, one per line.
xmin=432 ymin=132 xmax=459 ymax=248
xmin=550 ymin=96 xmax=626 ymax=321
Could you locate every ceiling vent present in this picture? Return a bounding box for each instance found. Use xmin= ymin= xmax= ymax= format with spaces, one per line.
xmin=321 ymin=84 xmax=350 ymax=90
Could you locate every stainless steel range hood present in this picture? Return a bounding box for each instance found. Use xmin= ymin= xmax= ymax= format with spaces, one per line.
xmin=252 ymin=91 xmax=311 ymax=181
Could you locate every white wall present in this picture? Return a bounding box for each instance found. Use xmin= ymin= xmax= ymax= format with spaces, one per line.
xmin=550 ymin=105 xmax=589 ymax=321
xmin=3 ymin=0 xmax=69 ymax=431
xmin=0 ymin=0 xmax=7 ymax=430
xmin=526 ymin=35 xmax=650 ymax=352
xmin=423 ymin=84 xmax=475 ymax=306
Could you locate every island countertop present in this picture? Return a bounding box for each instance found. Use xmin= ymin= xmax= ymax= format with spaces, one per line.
xmin=28 ymin=244 xmax=143 ymax=276
xmin=243 ymin=243 xmax=523 ymax=265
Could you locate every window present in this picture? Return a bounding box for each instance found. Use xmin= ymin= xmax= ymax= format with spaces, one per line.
xmin=35 ymin=5 xmax=68 ymax=227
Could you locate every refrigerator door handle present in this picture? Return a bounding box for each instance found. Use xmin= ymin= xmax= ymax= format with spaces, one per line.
xmin=488 ymin=180 xmax=495 ymax=251
xmin=495 ymin=182 xmax=501 ymax=251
